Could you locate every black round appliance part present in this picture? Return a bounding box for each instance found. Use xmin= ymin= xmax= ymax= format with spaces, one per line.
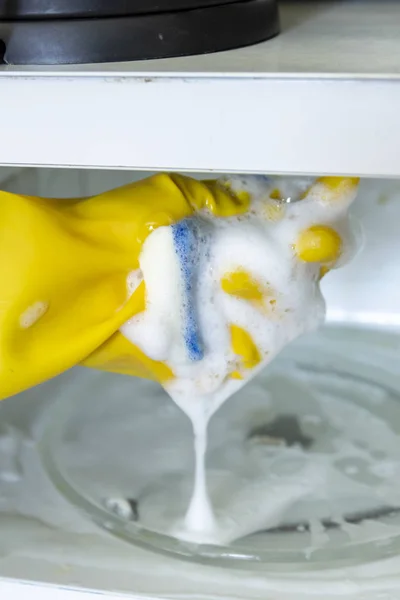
xmin=0 ymin=0 xmax=245 ymax=19
xmin=0 ymin=0 xmax=279 ymax=66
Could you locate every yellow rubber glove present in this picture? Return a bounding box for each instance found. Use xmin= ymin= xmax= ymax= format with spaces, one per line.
xmin=0 ymin=173 xmax=249 ymax=400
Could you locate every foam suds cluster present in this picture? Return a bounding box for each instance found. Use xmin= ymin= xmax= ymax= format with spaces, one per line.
xmin=120 ymin=175 xmax=360 ymax=543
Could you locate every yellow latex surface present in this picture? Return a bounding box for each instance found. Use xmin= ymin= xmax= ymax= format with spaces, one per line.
xmin=295 ymin=225 xmax=342 ymax=263
xmin=0 ymin=174 xmax=249 ymax=400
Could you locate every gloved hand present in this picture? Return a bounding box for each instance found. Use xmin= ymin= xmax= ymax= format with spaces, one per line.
xmin=0 ymin=173 xmax=359 ymax=401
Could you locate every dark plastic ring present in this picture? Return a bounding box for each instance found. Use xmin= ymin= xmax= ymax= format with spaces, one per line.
xmin=0 ymin=0 xmax=279 ymax=66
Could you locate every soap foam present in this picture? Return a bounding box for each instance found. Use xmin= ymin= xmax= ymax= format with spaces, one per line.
xmin=19 ymin=301 xmax=48 ymax=329
xmin=121 ymin=175 xmax=360 ymax=543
